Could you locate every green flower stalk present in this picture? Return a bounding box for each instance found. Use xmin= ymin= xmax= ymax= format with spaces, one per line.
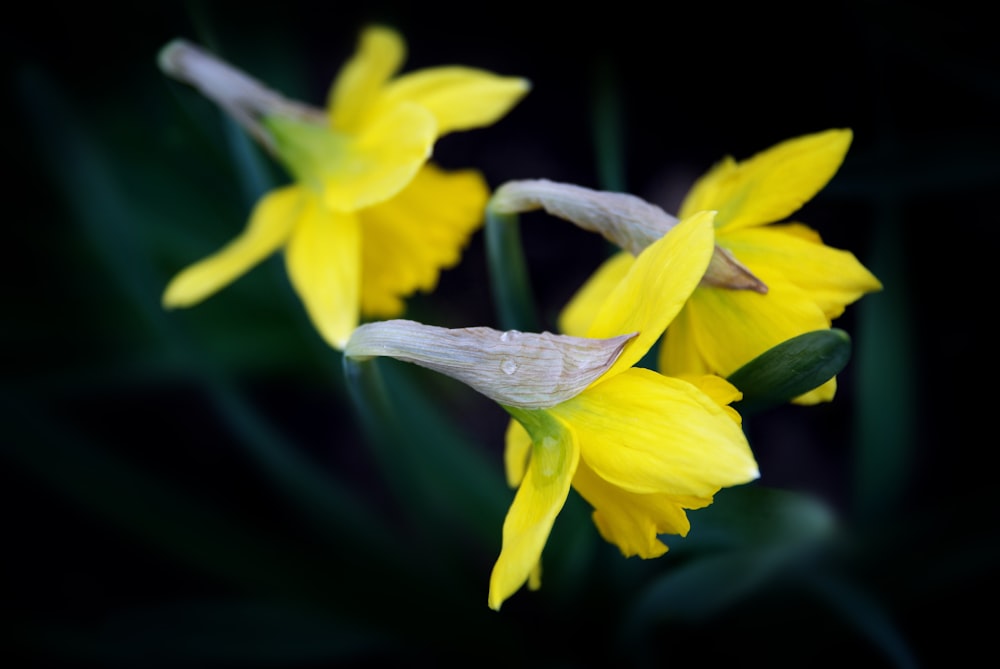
xmin=499 ymin=130 xmax=883 ymax=404
xmin=345 ymin=211 xmax=759 ymax=610
xmin=159 ymin=26 xmax=530 ymax=349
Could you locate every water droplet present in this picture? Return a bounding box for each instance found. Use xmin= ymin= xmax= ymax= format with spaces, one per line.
xmin=500 ymin=329 xmax=521 ymax=342
xmin=501 ymin=359 xmax=518 ymax=375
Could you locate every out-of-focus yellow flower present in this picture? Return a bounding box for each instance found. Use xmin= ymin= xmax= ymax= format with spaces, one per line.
xmin=160 ymin=26 xmax=529 ymax=349
xmin=346 ymin=211 xmax=759 ymax=610
xmin=559 ymin=129 xmax=882 ymax=403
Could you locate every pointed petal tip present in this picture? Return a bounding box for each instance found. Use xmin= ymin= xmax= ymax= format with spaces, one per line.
xmin=314 ymin=317 xmax=355 ymax=352
xmin=161 ymin=280 xmax=198 ymax=309
xmin=156 ymin=39 xmax=186 ymax=74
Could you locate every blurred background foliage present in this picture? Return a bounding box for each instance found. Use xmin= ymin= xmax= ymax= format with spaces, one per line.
xmin=4 ymin=0 xmax=997 ymax=666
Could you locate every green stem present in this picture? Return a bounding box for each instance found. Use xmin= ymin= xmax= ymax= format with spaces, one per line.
xmin=341 ymin=354 xmax=494 ymax=597
xmin=342 ymin=355 xmax=435 ymax=521
xmin=484 ymin=206 xmax=540 ymax=332
xmin=342 ymin=355 xmax=404 ymax=483
xmin=592 ymin=58 xmax=626 ymax=193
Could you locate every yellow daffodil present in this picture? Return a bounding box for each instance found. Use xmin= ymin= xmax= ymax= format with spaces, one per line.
xmin=159 ymin=26 xmax=529 ymax=349
xmin=559 ymin=129 xmax=883 ymax=403
xmin=346 ymin=210 xmax=759 ymax=610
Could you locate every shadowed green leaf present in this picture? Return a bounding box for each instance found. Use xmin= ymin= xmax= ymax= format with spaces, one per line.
xmin=17 ymin=65 xmax=401 ymax=563
xmin=853 ymin=207 xmax=914 ymax=524
xmin=673 ymin=484 xmax=838 ymax=553
xmin=1 ymin=392 xmax=338 ymax=604
xmin=344 ymin=356 xmax=509 ymax=554
xmin=620 ymin=486 xmax=838 ymax=647
xmin=21 ymin=600 xmax=391 ymax=668
xmin=802 ymin=572 xmax=918 ymax=669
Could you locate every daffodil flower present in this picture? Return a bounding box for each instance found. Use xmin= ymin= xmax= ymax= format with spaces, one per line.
xmin=159 ymin=26 xmax=530 ymax=349
xmin=556 ymin=129 xmax=883 ymax=403
xmin=345 ymin=210 xmax=759 ymax=610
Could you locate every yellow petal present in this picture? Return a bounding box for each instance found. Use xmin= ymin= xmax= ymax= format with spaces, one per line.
xmin=358 ymin=164 xmax=489 ymax=316
xmin=557 ymin=250 xmax=634 ymax=337
xmin=489 ymin=411 xmax=579 ymax=611
xmin=552 ymin=367 xmax=758 ymax=497
xmin=327 ymin=26 xmax=405 ymax=132
xmin=585 ymin=210 xmax=715 ymax=378
xmin=573 ymin=457 xmax=713 ymax=558
xmin=504 ymin=418 xmax=532 ymax=488
xmin=380 ymin=66 xmax=530 ymax=137
xmin=679 ymin=129 xmax=852 ymax=233
xmin=284 ymin=196 xmax=361 ymax=349
xmin=320 ymin=101 xmax=436 ymax=212
xmin=658 ymin=268 xmax=831 ymax=381
xmin=723 ymin=223 xmax=882 ymax=319
xmin=683 ymin=374 xmax=744 ymax=425
xmin=793 ymin=377 xmax=837 ymax=405
xmin=162 ymin=185 xmax=302 ymax=308
xmin=527 ymin=562 xmax=542 ymax=591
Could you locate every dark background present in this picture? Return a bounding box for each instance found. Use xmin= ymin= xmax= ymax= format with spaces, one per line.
xmin=5 ymin=1 xmax=997 ymax=666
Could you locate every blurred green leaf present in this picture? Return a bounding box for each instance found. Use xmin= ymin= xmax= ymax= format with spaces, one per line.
xmin=625 ymin=545 xmax=803 ymax=625
xmin=345 ymin=357 xmax=509 ymax=535
xmin=620 ymin=486 xmax=838 ymax=646
xmin=853 ymin=207 xmax=914 ymax=524
xmin=535 ymin=490 xmax=601 ymax=605
xmin=2 ymin=391 xmax=335 ymax=605
xmin=380 ymin=360 xmax=511 ymax=537
xmin=17 ymin=64 xmax=404 ymax=566
xmin=729 ymin=329 xmax=852 ymax=416
xmin=802 ymin=572 xmax=918 ymax=669
xmin=674 ymin=484 xmax=838 ymax=553
xmin=22 ymin=599 xmax=391 ymax=668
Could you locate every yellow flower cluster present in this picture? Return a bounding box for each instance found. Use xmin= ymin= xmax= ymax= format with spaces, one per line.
xmin=160 ymin=25 xmax=881 ymax=611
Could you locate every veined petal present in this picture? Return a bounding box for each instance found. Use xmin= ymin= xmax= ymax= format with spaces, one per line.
xmin=163 ymin=185 xmax=302 ymax=308
xmin=327 ymin=25 xmax=405 ymax=132
xmin=573 ymin=457 xmax=713 ymax=558
xmin=658 ymin=267 xmax=831 ymax=381
xmin=358 ymin=164 xmax=489 ymax=316
xmin=489 ymin=411 xmax=579 ymax=611
xmin=552 ymin=367 xmax=757 ymax=497
xmin=679 ymin=129 xmax=852 ymax=233
xmin=723 ymin=223 xmax=883 ymax=319
xmin=490 ymin=180 xmax=677 ymax=256
xmin=380 ymin=66 xmax=530 ymax=138
xmin=285 ymin=197 xmax=361 ymax=350
xmin=345 ymin=320 xmax=633 ymax=409
xmin=504 ymin=418 xmax=532 ymax=488
xmin=558 ymin=250 xmax=634 ymax=337
xmin=585 ymin=211 xmax=715 ymax=378
xmin=320 ymin=101 xmax=436 ymax=212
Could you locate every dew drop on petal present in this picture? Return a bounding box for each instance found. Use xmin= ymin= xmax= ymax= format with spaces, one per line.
xmin=500 ymin=330 xmax=521 ymax=342
xmin=501 ymin=359 xmax=518 ymax=375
